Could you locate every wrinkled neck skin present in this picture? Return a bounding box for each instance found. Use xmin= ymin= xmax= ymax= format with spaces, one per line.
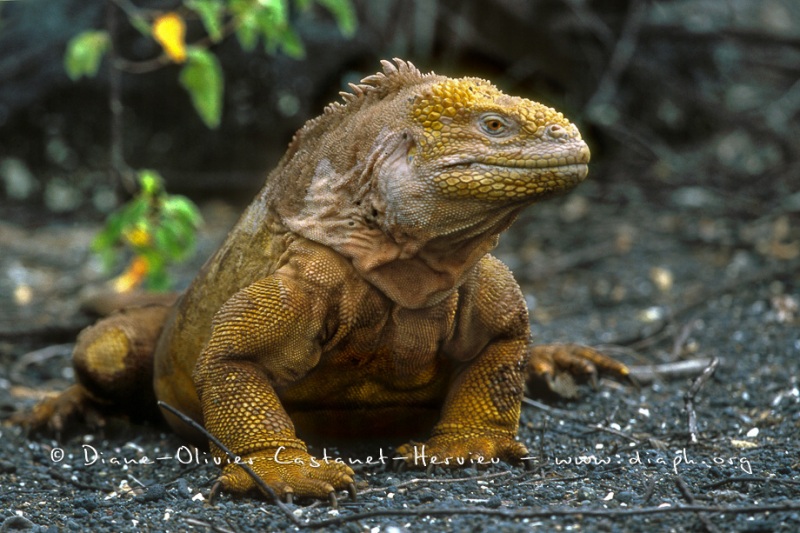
xmin=280 ymin=128 xmax=527 ymax=309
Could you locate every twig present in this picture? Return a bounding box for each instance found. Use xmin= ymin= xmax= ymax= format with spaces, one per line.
xmin=523 ymin=397 xmax=641 ymax=444
xmin=106 ymin=0 xmax=239 ymax=75
xmin=528 ymin=241 xmax=621 ymax=281
xmin=628 ymin=358 xmax=714 ymax=384
xmin=701 ymin=476 xmax=800 ymax=490
xmin=157 ymin=401 xmax=303 ymax=528
xmin=684 ymin=358 xmax=719 ymax=444
xmin=106 ymin=0 xmax=134 ymax=194
xmin=584 ymin=0 xmax=647 ymax=115
xmin=356 ymin=470 xmax=515 ymax=498
xmin=675 ymin=475 xmax=721 ymax=533
xmin=182 ymin=518 xmax=236 ymax=533
xmin=517 ymin=474 xmax=586 ymax=487
xmin=522 ymin=397 xmax=578 ymax=420
xmin=590 ymin=423 xmax=641 ymax=445
xmin=642 ymin=476 xmax=657 ymax=505
xmin=670 ymin=320 xmax=698 ymax=361
xmin=10 ymin=343 xmax=73 ymax=383
xmin=304 ymin=502 xmax=800 ymax=529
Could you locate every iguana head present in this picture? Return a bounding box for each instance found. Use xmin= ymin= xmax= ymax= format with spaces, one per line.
xmin=408 ymin=76 xmax=589 ymax=202
xmin=272 ymin=59 xmax=590 ymax=308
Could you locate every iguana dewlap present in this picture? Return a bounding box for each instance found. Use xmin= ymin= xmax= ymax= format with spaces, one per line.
xmin=18 ymin=59 xmax=628 ymax=503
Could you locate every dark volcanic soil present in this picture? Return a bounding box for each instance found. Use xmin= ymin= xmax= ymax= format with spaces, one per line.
xmin=1 ymin=179 xmax=799 ymax=532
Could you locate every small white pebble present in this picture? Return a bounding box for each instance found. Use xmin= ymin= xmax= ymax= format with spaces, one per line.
xmin=638 ymin=408 xmax=650 ymax=417
xmin=746 ymin=428 xmax=759 ymax=438
xmin=772 ymin=393 xmax=785 ymax=407
xmin=603 ymin=492 xmax=614 ymax=501
xmin=640 ymin=306 xmax=665 ymax=322
xmin=13 ymin=285 xmax=32 ymax=305
xmin=649 ymin=267 xmax=674 ymax=292
xmin=658 ymin=503 xmax=672 ymax=508
xmin=293 ymin=509 xmax=303 ymax=517
xmin=124 ymin=442 xmax=145 ymax=453
xmin=192 ymin=493 xmax=204 ymax=501
xmin=327 ymin=509 xmax=339 ymax=516
xmin=610 ymin=423 xmax=621 ymax=431
xmin=387 ymin=492 xmax=394 ymax=499
xmin=595 ymin=443 xmax=604 ymax=450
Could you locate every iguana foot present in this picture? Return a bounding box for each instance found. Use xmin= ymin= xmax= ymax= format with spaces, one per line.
xmin=212 ymin=446 xmax=356 ymax=505
xmin=10 ymin=384 xmax=108 ymax=436
xmin=527 ymin=343 xmax=631 ymax=398
xmin=396 ymin=433 xmax=528 ymax=472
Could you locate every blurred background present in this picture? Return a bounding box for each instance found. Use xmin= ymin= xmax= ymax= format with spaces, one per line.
xmin=0 ymin=0 xmax=798 ymax=343
xmin=2 ymin=0 xmax=797 ymax=216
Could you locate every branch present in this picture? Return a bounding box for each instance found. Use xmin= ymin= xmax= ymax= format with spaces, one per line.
xmin=156 ymin=401 xmax=303 ymax=528
xmin=305 ymin=501 xmax=800 ymax=529
xmin=684 ymin=358 xmax=719 ymax=443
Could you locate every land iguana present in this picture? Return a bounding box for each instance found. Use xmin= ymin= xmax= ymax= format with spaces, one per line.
xmin=17 ymin=59 xmax=629 ymax=504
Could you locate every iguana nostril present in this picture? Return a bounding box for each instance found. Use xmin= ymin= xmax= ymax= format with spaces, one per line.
xmin=545 ymin=124 xmax=567 ymax=139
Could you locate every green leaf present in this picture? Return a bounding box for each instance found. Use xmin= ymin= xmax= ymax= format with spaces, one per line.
xmin=163 ymin=196 xmax=203 ymax=227
xmin=138 ymin=169 xmax=163 ymax=197
xmin=261 ymin=0 xmax=289 ymax=26
xmin=230 ymin=0 xmax=259 ymax=51
xmin=92 ymin=210 xmax=126 ymax=251
xmin=154 ymin=224 xmax=179 ymax=258
xmin=179 ymin=48 xmax=224 ymax=128
xmin=158 ymin=219 xmax=196 ymax=260
xmin=141 ymin=252 xmax=170 ymax=291
xmin=118 ymin=197 xmax=151 ymax=228
xmin=317 ymin=0 xmax=357 ymax=37
xmin=91 ymin=168 xmax=202 ymax=288
xmin=255 ymin=1 xmax=282 ymax=53
xmin=146 ymin=269 xmax=171 ymax=292
xmin=64 ymin=31 xmax=110 ymax=80
xmin=187 ymin=0 xmax=225 ymax=42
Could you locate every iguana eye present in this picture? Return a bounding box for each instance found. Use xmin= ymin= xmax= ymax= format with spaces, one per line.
xmin=479 ymin=114 xmax=511 ymax=136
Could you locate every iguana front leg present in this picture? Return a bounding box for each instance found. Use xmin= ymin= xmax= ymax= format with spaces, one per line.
xmin=397 ymin=338 xmax=529 ymax=467
xmin=193 ymin=274 xmax=354 ymax=502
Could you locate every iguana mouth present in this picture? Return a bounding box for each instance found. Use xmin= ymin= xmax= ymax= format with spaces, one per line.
xmin=448 ymin=160 xmax=589 ymax=173
xmin=449 ymin=141 xmax=590 ymax=171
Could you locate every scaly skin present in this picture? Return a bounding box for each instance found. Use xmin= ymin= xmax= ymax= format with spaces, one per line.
xmin=15 ymin=59 xmax=629 ymax=504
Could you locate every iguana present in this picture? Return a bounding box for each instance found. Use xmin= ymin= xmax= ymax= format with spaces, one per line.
xmin=17 ymin=59 xmax=628 ymax=504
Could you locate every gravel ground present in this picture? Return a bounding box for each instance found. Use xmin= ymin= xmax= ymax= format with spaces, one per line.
xmin=1 ymin=178 xmax=799 ymax=532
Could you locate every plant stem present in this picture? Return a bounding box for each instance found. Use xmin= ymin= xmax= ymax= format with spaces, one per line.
xmin=107 ymin=0 xmax=134 ymax=194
